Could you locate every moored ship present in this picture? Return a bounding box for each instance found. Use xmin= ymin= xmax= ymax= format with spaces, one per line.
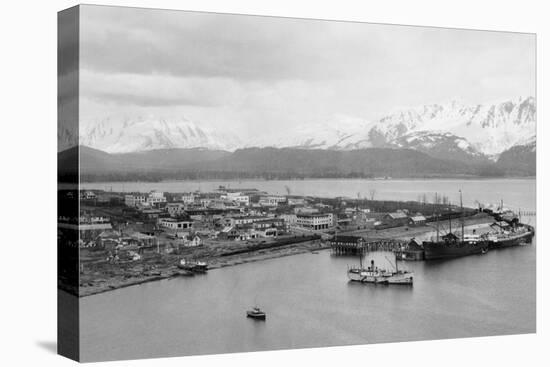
xmin=348 ymin=258 xmax=413 ymax=285
xmin=486 ymin=222 xmax=535 ymax=249
xmin=423 ymin=190 xmax=489 ymax=260
xmin=479 ymin=199 xmax=535 ymax=249
xmin=423 ymin=232 xmax=488 ymax=260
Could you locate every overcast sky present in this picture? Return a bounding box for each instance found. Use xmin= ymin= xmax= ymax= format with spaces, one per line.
xmin=79 ymin=5 xmax=535 ymax=137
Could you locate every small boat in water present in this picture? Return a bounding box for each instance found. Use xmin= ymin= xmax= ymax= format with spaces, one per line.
xmin=348 ymin=256 xmax=413 ymax=285
xmin=246 ymin=306 xmax=266 ymax=320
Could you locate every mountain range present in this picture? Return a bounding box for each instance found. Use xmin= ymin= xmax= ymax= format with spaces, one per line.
xmin=58 ymin=144 xmax=530 ymax=183
xmin=76 ymin=97 xmax=536 ymax=163
xmin=58 ymin=97 xmax=536 ymax=180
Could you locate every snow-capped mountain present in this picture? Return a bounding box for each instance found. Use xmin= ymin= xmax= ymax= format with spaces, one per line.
xmin=249 ymin=115 xmax=372 ymax=150
xmin=74 ymin=97 xmax=535 ymax=162
xmin=79 ymin=116 xmax=241 ymax=153
xmin=247 ymin=97 xmax=535 ymax=161
xmin=367 ymin=96 xmax=535 ymax=158
xmin=389 ymin=131 xmax=488 ymax=163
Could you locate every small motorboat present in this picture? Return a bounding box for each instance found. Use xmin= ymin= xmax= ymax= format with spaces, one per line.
xmin=246 ymin=306 xmax=266 ymax=320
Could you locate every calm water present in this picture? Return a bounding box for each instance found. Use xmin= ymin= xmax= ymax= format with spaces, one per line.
xmin=82 ymin=178 xmax=535 ymax=210
xmin=80 ymin=179 xmax=536 ymax=362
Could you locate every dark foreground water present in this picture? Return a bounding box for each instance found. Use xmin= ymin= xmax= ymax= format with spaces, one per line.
xmin=80 ymin=179 xmax=536 ymax=361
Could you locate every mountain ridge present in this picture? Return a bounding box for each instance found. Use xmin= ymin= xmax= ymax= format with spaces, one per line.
xmin=58 ymin=145 xmax=534 ymax=182
xmin=74 ymin=97 xmax=536 ymax=165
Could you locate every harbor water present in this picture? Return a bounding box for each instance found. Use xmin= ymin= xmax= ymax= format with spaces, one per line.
xmin=80 ymin=179 xmax=536 ymax=361
xmin=81 ymin=178 xmax=535 ymax=210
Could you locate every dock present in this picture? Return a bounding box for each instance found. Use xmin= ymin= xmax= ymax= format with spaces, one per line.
xmin=329 ymin=236 xmax=407 ymax=255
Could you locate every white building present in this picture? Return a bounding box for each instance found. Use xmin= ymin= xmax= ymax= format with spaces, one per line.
xmin=81 ymin=191 xmax=96 ymax=200
xmin=296 ymin=213 xmax=333 ymax=230
xmin=287 ymin=197 xmax=306 ymax=206
xmin=183 ymin=235 xmax=202 ymax=247
xmin=181 ymin=193 xmax=195 ymax=204
xmin=221 ymin=192 xmax=250 ymax=206
xmin=125 ymin=194 xmax=146 ymax=207
xmin=230 ymin=215 xmax=266 ymax=226
xmin=259 ymin=195 xmax=286 ymax=207
xmin=147 ymin=191 xmax=166 ymax=205
xmin=280 ymin=214 xmax=297 ymax=226
xmin=159 ymin=218 xmax=193 ymax=231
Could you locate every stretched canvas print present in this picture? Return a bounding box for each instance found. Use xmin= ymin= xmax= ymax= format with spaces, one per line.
xmin=58 ymin=4 xmax=537 ymax=362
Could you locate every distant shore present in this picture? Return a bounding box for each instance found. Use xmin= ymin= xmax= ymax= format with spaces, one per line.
xmin=79 ymin=176 xmax=536 ymax=185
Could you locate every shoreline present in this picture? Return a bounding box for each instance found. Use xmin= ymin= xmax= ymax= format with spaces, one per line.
xmin=78 ymin=214 xmax=496 ymax=298
xmin=79 ymin=176 xmax=536 ymax=186
xmin=79 ymin=240 xmax=329 ymax=298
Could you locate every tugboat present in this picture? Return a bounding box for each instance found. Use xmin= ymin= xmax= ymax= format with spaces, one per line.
xmin=348 ymin=257 xmax=413 ymax=285
xmin=246 ymin=306 xmax=266 ymax=320
xmin=348 ymin=259 xmax=387 ymax=284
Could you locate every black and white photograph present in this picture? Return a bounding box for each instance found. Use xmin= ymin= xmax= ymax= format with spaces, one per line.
xmin=5 ymin=0 xmax=550 ymax=364
xmin=54 ymin=4 xmax=540 ymax=362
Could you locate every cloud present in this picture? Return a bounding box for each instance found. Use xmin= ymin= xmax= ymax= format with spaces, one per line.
xmin=79 ymin=5 xmax=422 ymax=82
xmin=80 ymin=70 xmax=247 ymax=107
xmin=77 ymin=5 xmax=535 ymax=138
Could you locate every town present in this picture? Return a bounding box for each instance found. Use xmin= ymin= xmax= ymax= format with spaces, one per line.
xmin=58 ymin=186 xmax=495 ymax=296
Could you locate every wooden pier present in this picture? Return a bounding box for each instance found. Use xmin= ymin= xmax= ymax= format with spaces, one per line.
xmin=329 ymin=236 xmax=407 ymax=255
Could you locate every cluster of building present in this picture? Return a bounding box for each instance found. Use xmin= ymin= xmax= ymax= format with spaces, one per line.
xmin=73 ymin=186 xmax=433 ymax=261
xmin=74 ymin=187 xmax=340 ymax=257
xmin=121 ymin=187 xmax=340 ymax=241
xmin=377 ymin=210 xmax=427 ymax=228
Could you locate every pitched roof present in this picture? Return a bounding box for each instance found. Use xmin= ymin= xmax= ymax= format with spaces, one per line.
xmin=387 ymin=212 xmax=408 ymax=219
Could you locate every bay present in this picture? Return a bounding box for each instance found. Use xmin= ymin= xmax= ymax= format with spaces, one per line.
xmin=80 ymin=178 xmax=536 ymax=361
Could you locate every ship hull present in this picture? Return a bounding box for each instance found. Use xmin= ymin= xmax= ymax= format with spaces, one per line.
xmin=423 ymin=241 xmax=488 ymax=260
xmin=488 ymin=227 xmax=535 ymax=249
xmin=246 ymin=312 xmax=266 ymax=320
xmin=386 ymin=273 xmax=414 ymax=285
xmin=348 ymin=269 xmax=413 ymax=285
xmin=348 ymin=269 xmax=386 ymax=283
xmin=489 ymin=225 xmax=535 ymax=249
